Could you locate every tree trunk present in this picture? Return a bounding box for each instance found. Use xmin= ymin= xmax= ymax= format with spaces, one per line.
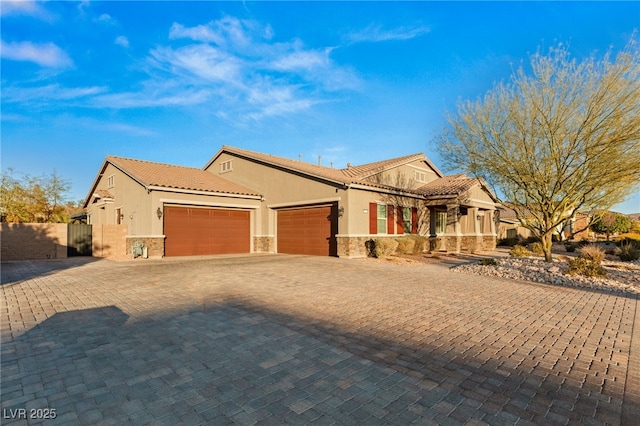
xmin=542 ymin=232 xmax=553 ymax=262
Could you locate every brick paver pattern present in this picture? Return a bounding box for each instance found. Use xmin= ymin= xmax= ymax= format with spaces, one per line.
xmin=1 ymin=255 xmax=638 ymax=425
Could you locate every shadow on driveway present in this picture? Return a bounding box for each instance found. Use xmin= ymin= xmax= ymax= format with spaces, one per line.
xmin=1 ymin=293 xmax=636 ymax=425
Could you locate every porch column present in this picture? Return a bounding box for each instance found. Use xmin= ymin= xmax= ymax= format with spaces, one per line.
xmin=447 ymin=204 xmax=462 ymax=253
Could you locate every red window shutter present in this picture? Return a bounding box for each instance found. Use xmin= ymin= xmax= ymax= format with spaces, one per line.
xmin=397 ymin=206 xmax=404 ymax=234
xmin=411 ymin=207 xmax=418 ymax=234
xmin=369 ymin=203 xmax=377 ymax=234
xmin=387 ymin=205 xmax=394 ymax=234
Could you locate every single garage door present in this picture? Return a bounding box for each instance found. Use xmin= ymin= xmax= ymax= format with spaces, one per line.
xmin=277 ymin=204 xmax=338 ymax=256
xmin=164 ymin=206 xmax=250 ymax=256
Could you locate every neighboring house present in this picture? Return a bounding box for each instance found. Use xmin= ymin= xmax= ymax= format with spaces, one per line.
xmin=497 ymin=205 xmax=533 ymax=241
xmin=84 ymin=146 xmax=498 ymax=258
xmin=497 ymin=205 xmax=594 ymax=242
xmin=562 ymin=212 xmax=591 ymax=240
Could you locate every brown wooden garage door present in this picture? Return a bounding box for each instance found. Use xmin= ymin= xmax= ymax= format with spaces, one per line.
xmin=164 ymin=206 xmax=250 ymax=257
xmin=277 ymin=204 xmax=337 ymax=256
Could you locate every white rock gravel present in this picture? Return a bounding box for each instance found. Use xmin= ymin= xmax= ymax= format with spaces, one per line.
xmin=452 ymin=256 xmax=640 ymax=295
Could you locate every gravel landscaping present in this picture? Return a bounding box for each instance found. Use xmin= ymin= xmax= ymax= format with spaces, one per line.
xmin=452 ymin=256 xmax=640 ymax=295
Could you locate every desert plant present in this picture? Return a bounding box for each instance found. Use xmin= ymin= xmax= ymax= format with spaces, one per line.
xmin=618 ymin=242 xmax=640 ymax=261
xmin=395 ymin=237 xmax=416 ymax=255
xmin=616 ymin=237 xmax=640 ymax=248
xmin=480 ymin=258 xmax=498 ymax=266
xmin=373 ymin=238 xmax=399 ymax=258
xmin=577 ymin=239 xmax=591 ymax=247
xmin=579 ymin=245 xmax=606 ymax=263
xmin=564 ymin=243 xmax=577 ymax=252
xmin=509 ymin=245 xmax=532 ymax=257
xmin=566 ymin=258 xmax=606 ymax=278
xmin=529 ymin=242 xmax=545 ymax=256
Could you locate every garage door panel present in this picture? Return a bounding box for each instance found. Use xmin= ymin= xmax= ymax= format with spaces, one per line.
xmin=164 ymin=206 xmax=250 ymax=257
xmin=277 ymin=205 xmax=337 ymax=256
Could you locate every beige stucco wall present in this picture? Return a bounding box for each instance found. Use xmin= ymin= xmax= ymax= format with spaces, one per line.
xmin=342 ymin=187 xmax=425 ymax=236
xmin=86 ymin=163 xmax=150 ymax=232
xmin=149 ymin=190 xmax=262 ymax=237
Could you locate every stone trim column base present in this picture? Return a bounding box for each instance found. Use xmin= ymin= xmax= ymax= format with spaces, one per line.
xmin=253 ymin=236 xmax=275 ymax=253
xmin=126 ymin=236 xmax=165 ymax=258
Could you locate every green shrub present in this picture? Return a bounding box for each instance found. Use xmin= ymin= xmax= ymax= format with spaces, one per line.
xmin=497 ymin=237 xmax=519 ymax=247
xmin=373 ymin=238 xmax=399 ymax=258
xmin=480 ymin=258 xmax=498 ymax=266
xmin=564 ymin=243 xmax=577 ymax=252
xmin=566 ymin=258 xmax=606 ymax=278
xmin=509 ymin=245 xmax=532 ymax=257
xmin=618 ymin=242 xmax=640 ymax=261
xmin=529 ymin=242 xmax=544 ymax=256
xmin=395 ymin=237 xmax=416 ymax=255
xmin=579 ymin=245 xmax=605 ymax=263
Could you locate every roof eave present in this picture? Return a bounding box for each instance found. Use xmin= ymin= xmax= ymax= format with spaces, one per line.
xmin=220 ymin=147 xmax=349 ymax=187
xmin=82 ymin=158 xmax=110 ymax=208
xmin=146 ymin=185 xmax=262 ymax=199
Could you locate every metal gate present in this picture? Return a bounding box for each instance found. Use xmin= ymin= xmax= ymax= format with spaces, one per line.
xmin=67 ymin=224 xmax=92 ymax=256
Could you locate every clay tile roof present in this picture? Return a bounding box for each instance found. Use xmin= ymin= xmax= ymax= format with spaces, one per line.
xmin=94 ymin=189 xmax=114 ymax=199
xmin=417 ymin=174 xmax=479 ymax=197
xmin=107 ymin=156 xmax=260 ymax=196
xmin=220 ymin=146 xmax=434 ymax=189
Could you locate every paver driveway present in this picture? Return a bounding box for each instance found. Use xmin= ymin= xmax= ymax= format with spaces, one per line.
xmin=1 ymin=254 xmax=639 ymax=425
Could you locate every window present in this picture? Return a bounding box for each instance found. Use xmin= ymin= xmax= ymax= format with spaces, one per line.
xmin=107 ymin=175 xmax=115 ymax=188
xmin=414 ymin=170 xmax=427 ymax=183
xmin=220 ymin=160 xmax=233 ymax=173
xmin=377 ymin=204 xmax=387 ymax=234
xmin=436 ymin=211 xmax=447 ymax=234
xmin=403 ymin=207 xmax=412 ymax=233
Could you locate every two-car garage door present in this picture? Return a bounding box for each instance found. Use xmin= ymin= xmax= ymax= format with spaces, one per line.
xmin=164 ymin=206 xmax=250 ymax=257
xmin=277 ymin=204 xmax=338 ymax=256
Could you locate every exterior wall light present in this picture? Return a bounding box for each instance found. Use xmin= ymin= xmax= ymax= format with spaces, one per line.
xmin=156 ymin=207 xmax=163 ymax=219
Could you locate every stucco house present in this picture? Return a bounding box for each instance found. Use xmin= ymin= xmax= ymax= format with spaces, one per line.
xmin=84 ymin=146 xmax=498 ymax=258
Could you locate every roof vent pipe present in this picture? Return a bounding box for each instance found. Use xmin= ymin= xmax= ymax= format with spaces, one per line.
xmin=318 ymin=155 xmax=321 ymax=166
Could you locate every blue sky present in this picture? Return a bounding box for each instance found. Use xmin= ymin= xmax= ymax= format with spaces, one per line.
xmin=2 ymin=1 xmax=639 ymax=214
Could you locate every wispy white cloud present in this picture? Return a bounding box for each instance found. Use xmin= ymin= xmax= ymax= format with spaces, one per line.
xmin=0 ymin=40 xmax=73 ymax=68
xmin=115 ymin=36 xmax=129 ymax=48
xmin=97 ymin=13 xmax=116 ymax=24
xmin=100 ymin=122 xmax=157 ymax=137
xmin=132 ymin=16 xmax=360 ymax=120
xmin=2 ymin=84 xmax=107 ymax=104
xmin=4 ymin=15 xmax=360 ymax=122
xmin=0 ymin=0 xmax=52 ymax=20
xmin=93 ymin=83 xmax=213 ymax=108
xmin=346 ymin=24 xmax=431 ymax=44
